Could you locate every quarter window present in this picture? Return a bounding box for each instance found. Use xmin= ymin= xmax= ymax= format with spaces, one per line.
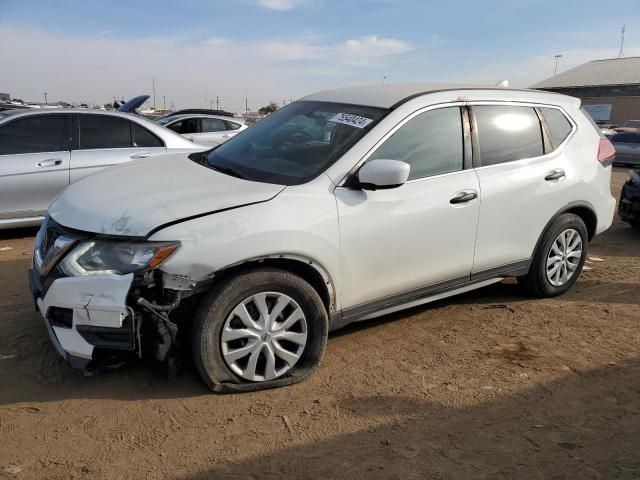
xmin=369 ymin=107 xmax=464 ymax=180
xmin=474 ymin=106 xmax=544 ymax=166
xmin=541 ymin=107 xmax=573 ymax=149
xmin=0 ymin=115 xmax=66 ymax=155
xmin=224 ymin=121 xmax=242 ymax=131
xmin=78 ymin=115 xmax=131 ymax=149
xmin=132 ymin=123 xmax=163 ymax=147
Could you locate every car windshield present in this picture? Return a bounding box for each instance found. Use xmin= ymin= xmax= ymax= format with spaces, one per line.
xmin=202 ymin=101 xmax=388 ymax=185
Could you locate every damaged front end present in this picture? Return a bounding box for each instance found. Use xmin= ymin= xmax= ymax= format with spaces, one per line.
xmin=29 ymin=217 xmax=196 ymax=375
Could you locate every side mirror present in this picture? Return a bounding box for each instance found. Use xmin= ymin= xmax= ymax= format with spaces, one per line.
xmin=356 ymin=159 xmax=410 ymax=190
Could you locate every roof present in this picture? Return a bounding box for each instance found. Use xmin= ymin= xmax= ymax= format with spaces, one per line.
xmin=301 ymin=83 xmax=545 ymax=109
xmin=532 ymin=57 xmax=640 ymax=89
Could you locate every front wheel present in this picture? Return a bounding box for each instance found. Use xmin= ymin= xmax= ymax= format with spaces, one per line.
xmin=192 ymin=268 xmax=328 ymax=393
xmin=519 ymin=213 xmax=588 ymax=298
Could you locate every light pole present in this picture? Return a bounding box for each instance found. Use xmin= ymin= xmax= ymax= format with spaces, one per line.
xmin=43 ymin=92 xmax=48 ymax=104
xmin=382 ymin=74 xmax=388 ymax=85
xmin=162 ymin=96 xmax=166 ymax=110
xmin=553 ymin=54 xmax=563 ymax=75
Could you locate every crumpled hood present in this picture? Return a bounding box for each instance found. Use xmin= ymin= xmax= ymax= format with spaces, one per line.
xmin=49 ymin=153 xmax=285 ymax=237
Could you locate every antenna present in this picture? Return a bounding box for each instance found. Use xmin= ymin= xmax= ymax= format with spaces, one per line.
xmin=618 ymin=25 xmax=626 ymax=58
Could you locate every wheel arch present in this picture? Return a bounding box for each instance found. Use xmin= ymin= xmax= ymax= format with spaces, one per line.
xmin=531 ymin=201 xmax=598 ymax=258
xmin=204 ymin=254 xmax=337 ymax=315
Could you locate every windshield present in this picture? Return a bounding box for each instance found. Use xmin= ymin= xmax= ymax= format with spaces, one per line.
xmin=203 ymin=101 xmax=388 ymax=185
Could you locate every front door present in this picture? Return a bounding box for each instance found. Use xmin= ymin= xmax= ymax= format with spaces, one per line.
xmin=335 ymin=106 xmax=480 ymax=312
xmin=0 ymin=114 xmax=70 ymax=220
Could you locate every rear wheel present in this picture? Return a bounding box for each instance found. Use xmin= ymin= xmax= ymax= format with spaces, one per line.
xmin=192 ymin=268 xmax=328 ymax=392
xmin=519 ymin=214 xmax=588 ymax=297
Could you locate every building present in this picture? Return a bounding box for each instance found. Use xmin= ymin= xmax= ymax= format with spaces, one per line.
xmin=531 ymin=57 xmax=640 ymax=124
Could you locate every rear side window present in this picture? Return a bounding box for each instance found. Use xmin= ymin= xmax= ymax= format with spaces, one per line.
xmin=541 ymin=107 xmax=573 ymax=149
xmin=0 ymin=115 xmax=66 ymax=155
xmin=369 ymin=107 xmax=463 ymax=180
xmin=474 ymin=106 xmax=543 ymax=166
xmin=78 ymin=115 xmax=131 ymax=149
xmin=201 ymin=118 xmax=226 ymax=132
xmin=132 ymin=123 xmax=163 ymax=147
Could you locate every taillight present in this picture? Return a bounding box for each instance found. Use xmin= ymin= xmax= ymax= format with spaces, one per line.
xmin=597 ymin=137 xmax=616 ymax=166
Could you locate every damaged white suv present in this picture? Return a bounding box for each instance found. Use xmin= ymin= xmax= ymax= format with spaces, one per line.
xmin=30 ymin=84 xmax=616 ymax=392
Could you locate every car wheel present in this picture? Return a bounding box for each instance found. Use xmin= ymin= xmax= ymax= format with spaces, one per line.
xmin=519 ymin=213 xmax=588 ymax=298
xmin=192 ymin=268 xmax=328 ymax=392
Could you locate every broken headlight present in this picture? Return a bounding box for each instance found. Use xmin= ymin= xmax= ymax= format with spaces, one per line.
xmin=59 ymin=240 xmax=179 ymax=276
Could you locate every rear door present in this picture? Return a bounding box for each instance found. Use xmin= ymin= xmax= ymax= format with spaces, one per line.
xmin=192 ymin=117 xmax=229 ymax=146
xmin=470 ymin=104 xmax=575 ymax=274
xmin=70 ymin=114 xmax=166 ymax=183
xmin=0 ymin=114 xmax=70 ymax=220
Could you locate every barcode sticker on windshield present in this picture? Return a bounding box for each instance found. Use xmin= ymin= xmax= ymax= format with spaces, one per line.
xmin=329 ymin=113 xmax=373 ymax=129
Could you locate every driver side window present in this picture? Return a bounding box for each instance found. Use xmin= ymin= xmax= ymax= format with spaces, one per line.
xmin=369 ymin=107 xmax=464 ymax=180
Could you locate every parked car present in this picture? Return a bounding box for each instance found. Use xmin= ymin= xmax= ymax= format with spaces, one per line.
xmin=619 ymin=169 xmax=640 ymax=229
xmin=30 ymin=84 xmax=616 ymax=392
xmin=155 ymin=114 xmax=247 ymax=146
xmin=158 ymin=108 xmax=235 ymax=118
xmin=614 ymin=120 xmax=640 ymax=133
xmin=600 ymin=126 xmax=617 ymax=137
xmin=0 ymin=109 xmax=207 ymax=229
xmin=610 ymin=132 xmax=640 ymax=166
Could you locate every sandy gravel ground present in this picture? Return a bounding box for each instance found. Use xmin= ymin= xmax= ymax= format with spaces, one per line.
xmin=0 ymin=168 xmax=638 ymax=480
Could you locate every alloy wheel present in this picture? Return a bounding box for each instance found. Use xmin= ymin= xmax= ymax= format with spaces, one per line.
xmin=221 ymin=292 xmax=308 ymax=382
xmin=546 ymin=228 xmax=583 ymax=287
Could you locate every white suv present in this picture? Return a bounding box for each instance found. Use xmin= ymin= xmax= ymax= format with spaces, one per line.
xmin=29 ymin=84 xmax=616 ymax=392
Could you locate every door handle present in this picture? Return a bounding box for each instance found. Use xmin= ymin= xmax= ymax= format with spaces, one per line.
xmin=130 ymin=152 xmax=152 ymax=159
xmin=450 ymin=191 xmax=478 ymax=204
xmin=545 ymin=169 xmax=565 ymax=181
xmin=36 ymin=158 xmax=63 ymax=167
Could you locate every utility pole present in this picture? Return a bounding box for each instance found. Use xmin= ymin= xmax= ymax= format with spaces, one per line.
xmin=245 ymin=96 xmax=248 ymax=113
xmin=152 ymin=76 xmax=156 ymax=110
xmin=618 ymin=25 xmax=626 ymax=58
xmin=210 ymin=99 xmax=213 ymax=110
xmin=216 ymin=96 xmax=220 ymax=110
xmin=553 ymin=54 xmax=562 ymax=75
xmin=43 ymin=91 xmax=48 ymax=104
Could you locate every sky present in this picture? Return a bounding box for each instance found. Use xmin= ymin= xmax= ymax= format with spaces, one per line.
xmin=1 ymin=0 xmax=639 ymax=112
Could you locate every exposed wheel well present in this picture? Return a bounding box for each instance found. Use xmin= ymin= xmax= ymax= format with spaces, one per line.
xmin=208 ymin=258 xmax=333 ymax=314
xmin=564 ymin=205 xmax=597 ymax=240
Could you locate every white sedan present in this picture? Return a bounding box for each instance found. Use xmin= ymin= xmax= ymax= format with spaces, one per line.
xmin=155 ymin=114 xmax=247 ymax=147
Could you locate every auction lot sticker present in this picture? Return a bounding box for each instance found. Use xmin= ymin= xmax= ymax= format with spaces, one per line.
xmin=329 ymin=113 xmax=373 ymax=129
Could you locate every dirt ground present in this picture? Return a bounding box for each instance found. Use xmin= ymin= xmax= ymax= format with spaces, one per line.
xmin=0 ymin=168 xmax=638 ymax=480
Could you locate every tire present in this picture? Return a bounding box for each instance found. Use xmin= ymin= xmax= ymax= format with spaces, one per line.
xmin=192 ymin=268 xmax=328 ymax=393
xmin=519 ymin=213 xmax=588 ymax=298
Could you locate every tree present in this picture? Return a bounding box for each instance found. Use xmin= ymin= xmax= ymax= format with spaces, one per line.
xmin=258 ymin=102 xmax=279 ymax=115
